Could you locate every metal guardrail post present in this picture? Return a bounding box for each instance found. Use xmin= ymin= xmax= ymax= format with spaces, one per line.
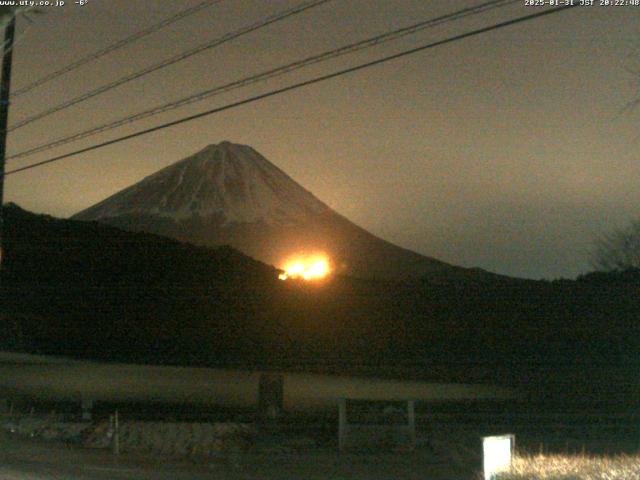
xmin=338 ymin=398 xmax=347 ymax=451
xmin=113 ymin=409 xmax=120 ymax=456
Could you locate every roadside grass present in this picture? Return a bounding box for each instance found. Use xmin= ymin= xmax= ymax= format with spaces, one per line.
xmin=497 ymin=453 xmax=640 ymax=479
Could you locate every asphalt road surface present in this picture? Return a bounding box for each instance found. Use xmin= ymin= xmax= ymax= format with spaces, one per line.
xmin=0 ymin=431 xmax=466 ymax=480
xmin=0 ymin=431 xmax=216 ymax=479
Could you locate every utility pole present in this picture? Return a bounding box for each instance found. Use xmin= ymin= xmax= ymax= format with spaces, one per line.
xmin=0 ymin=13 xmax=16 ymax=274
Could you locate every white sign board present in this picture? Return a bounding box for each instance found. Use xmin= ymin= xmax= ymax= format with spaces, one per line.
xmin=483 ymin=434 xmax=514 ymax=479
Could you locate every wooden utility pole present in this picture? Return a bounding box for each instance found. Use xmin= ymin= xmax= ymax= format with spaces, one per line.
xmin=0 ymin=13 xmax=15 ymax=273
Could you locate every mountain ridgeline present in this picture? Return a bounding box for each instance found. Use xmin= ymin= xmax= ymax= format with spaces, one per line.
xmin=2 ymin=204 xmax=639 ymax=390
xmin=72 ymin=142 xmax=485 ymax=281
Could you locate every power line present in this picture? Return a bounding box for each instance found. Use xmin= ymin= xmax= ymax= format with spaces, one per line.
xmin=11 ymin=0 xmax=225 ymax=98
xmin=8 ymin=0 xmax=518 ymax=162
xmin=7 ymin=0 xmax=333 ymax=132
xmin=2 ymin=5 xmax=578 ymax=178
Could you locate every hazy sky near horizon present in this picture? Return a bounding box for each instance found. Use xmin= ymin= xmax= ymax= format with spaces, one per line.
xmin=3 ymin=0 xmax=640 ymax=280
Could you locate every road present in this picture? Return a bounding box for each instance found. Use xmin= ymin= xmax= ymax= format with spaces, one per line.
xmin=0 ymin=431 xmax=466 ymax=480
xmin=0 ymin=431 xmax=220 ymax=479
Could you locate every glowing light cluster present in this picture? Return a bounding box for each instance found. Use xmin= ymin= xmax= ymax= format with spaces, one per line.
xmin=278 ymin=255 xmax=331 ymax=281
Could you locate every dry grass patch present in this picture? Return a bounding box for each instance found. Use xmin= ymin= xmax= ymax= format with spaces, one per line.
xmin=497 ymin=453 xmax=640 ymax=480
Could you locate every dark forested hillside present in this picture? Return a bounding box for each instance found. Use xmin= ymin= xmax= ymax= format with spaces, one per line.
xmin=1 ymin=204 xmax=639 ymax=392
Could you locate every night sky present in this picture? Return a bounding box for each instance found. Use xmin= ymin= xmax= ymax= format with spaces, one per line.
xmin=3 ymin=0 xmax=639 ymax=279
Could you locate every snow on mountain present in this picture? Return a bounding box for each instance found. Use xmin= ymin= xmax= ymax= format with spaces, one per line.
xmin=75 ymin=141 xmax=329 ymax=226
xmin=74 ymin=142 xmax=486 ymax=280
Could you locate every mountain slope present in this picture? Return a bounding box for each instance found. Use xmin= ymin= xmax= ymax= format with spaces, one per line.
xmin=73 ymin=141 xmax=478 ymax=280
xmin=75 ymin=142 xmax=329 ymax=226
xmin=2 ymin=204 xmax=640 ymax=395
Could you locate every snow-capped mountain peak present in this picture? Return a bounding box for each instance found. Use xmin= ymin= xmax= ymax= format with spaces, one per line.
xmin=74 ymin=142 xmax=330 ymax=226
xmin=74 ymin=141 xmax=472 ymax=280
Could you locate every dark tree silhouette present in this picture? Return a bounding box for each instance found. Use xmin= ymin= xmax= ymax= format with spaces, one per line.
xmin=592 ymin=220 xmax=640 ymax=271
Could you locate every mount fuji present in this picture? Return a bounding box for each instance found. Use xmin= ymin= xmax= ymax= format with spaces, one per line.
xmin=73 ymin=141 xmax=483 ymax=280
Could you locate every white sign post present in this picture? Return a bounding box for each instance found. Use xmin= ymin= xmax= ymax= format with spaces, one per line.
xmin=482 ymin=434 xmax=515 ymax=479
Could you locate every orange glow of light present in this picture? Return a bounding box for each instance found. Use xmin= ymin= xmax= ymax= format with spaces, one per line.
xmin=278 ymin=255 xmax=331 ymax=281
